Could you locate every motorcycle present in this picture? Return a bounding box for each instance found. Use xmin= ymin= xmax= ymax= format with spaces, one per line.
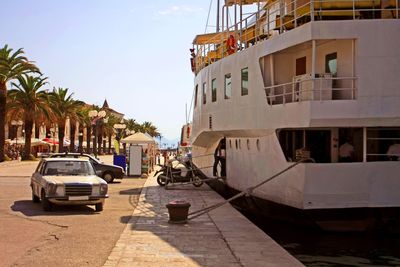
xmin=155 ymin=159 xmax=203 ymax=187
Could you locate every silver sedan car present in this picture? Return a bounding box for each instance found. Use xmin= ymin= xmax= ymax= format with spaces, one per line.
xmin=31 ymin=158 xmax=108 ymax=212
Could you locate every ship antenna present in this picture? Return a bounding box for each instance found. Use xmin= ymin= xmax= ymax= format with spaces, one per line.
xmin=187 ymin=80 xmax=195 ymax=123
xmin=204 ymin=0 xmax=213 ymax=33
xmin=185 ymin=103 xmax=188 ymax=124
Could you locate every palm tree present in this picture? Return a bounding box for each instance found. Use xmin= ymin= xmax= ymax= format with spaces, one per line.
xmin=141 ymin=121 xmax=160 ymax=138
xmin=7 ymin=75 xmax=49 ymax=159
xmin=103 ymin=114 xmax=119 ymax=154
xmin=49 ymin=87 xmax=84 ymax=153
xmin=0 ymin=45 xmax=40 ymax=162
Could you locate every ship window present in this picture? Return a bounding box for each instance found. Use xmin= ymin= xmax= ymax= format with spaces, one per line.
xmin=224 ymin=73 xmax=232 ymax=99
xmin=238 ymin=139 xmax=241 ymax=149
xmin=229 ymin=140 xmax=232 ymax=148
xmin=325 ymin=52 xmax=337 ymax=88
xmin=194 ymin=85 xmax=198 ymax=107
xmin=235 ymin=139 xmax=238 ymax=149
xmin=296 ymin=56 xmax=306 ymax=76
xmin=241 ymin=67 xmax=248 ymax=96
xmin=278 ymin=129 xmax=332 ymax=163
xmin=247 ymin=139 xmax=250 ymax=150
xmin=212 ymin=78 xmax=217 ymax=102
xmin=366 ymin=127 xmax=400 ymax=162
xmin=256 ymin=139 xmax=260 ymax=151
xmin=325 ymin=53 xmax=337 ymax=76
xmin=202 ymin=82 xmax=207 ymax=104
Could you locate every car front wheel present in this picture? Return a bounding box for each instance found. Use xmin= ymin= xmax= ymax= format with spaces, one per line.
xmin=102 ymin=172 xmax=114 ymax=183
xmin=95 ymin=203 xmax=104 ymax=212
xmin=41 ymin=190 xmax=53 ymax=211
xmin=32 ymin=190 xmax=40 ymax=203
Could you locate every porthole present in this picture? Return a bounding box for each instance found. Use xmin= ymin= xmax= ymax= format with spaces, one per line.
xmin=247 ymin=139 xmax=250 ymax=150
xmin=256 ymin=139 xmax=260 ymax=151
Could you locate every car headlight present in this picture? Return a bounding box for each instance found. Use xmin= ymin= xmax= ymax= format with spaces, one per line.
xmin=47 ymin=183 xmax=64 ymax=196
xmin=46 ymin=183 xmax=57 ymax=195
xmin=55 ymin=185 xmax=65 ymax=196
xmin=92 ymin=184 xmax=100 ymax=195
xmin=100 ymin=184 xmax=108 ymax=195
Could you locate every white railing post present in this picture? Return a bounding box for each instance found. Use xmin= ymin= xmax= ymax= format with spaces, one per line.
xmin=294 ymin=0 xmax=298 ymax=28
xmin=310 ymin=0 xmax=315 ymax=21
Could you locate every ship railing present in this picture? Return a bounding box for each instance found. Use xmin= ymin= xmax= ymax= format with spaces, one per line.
xmin=193 ymin=0 xmax=399 ymax=73
xmin=264 ymin=76 xmax=357 ymax=105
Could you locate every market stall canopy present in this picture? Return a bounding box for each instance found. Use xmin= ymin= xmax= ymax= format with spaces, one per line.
xmin=121 ymin=132 xmax=155 ymax=144
xmin=9 ymin=138 xmax=49 ymax=146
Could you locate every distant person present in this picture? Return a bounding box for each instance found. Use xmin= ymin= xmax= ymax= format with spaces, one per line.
xmin=213 ymin=143 xmax=222 ymax=177
xmin=163 ymin=151 xmax=168 ymax=166
xmin=387 ymin=141 xmax=400 ymax=161
xmin=220 ymin=139 xmax=226 ymax=177
xmin=339 ymin=137 xmax=355 ymax=162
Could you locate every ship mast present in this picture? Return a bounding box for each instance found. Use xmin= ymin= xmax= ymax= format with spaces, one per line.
xmin=217 ymin=0 xmax=220 ymax=32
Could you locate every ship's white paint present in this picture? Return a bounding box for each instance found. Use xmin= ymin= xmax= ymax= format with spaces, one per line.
xmin=191 ymin=19 xmax=400 ymax=211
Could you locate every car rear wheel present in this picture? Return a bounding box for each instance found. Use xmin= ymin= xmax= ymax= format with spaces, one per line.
xmin=102 ymin=172 xmax=114 ymax=183
xmin=41 ymin=190 xmax=53 ymax=211
xmin=95 ymin=203 xmax=104 ymax=212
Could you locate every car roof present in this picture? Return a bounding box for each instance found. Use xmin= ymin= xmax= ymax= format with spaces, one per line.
xmin=43 ymin=158 xmax=90 ymax=162
xmin=50 ymin=153 xmax=92 ymax=157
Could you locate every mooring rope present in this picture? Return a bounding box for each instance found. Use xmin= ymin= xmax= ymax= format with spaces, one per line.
xmin=187 ymin=158 xmax=314 ymax=221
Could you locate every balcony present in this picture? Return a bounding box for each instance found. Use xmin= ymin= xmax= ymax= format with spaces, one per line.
xmin=264 ymin=74 xmax=357 ymax=105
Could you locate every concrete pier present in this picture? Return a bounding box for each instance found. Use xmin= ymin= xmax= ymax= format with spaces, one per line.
xmin=104 ymin=172 xmax=303 ymax=267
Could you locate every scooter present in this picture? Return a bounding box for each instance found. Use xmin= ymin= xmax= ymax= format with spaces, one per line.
xmin=155 ymin=160 xmax=203 ymax=187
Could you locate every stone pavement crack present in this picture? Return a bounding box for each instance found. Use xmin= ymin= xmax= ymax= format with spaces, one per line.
xmin=49 ymin=234 xmax=60 ymax=240
xmin=7 ymin=212 xmax=69 ymax=228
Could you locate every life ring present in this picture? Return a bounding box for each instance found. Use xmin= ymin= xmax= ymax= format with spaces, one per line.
xmin=226 ymin=35 xmax=236 ymax=55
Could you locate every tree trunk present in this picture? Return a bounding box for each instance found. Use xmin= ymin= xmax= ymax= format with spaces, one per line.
xmin=34 ymin=122 xmax=40 ymax=139
xmin=86 ymin=125 xmax=91 ymax=153
xmin=23 ymin=120 xmax=34 ymax=160
xmin=58 ymin=124 xmax=65 ymax=153
xmin=97 ymin=124 xmax=103 ymax=155
xmin=70 ymin=123 xmax=76 ymax=152
xmin=0 ymin=82 xmax=7 ymax=162
xmin=108 ymin=134 xmax=112 ymax=154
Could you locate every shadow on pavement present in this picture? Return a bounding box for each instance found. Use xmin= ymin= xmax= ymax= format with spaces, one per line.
xmin=111 ymin=182 xmax=238 ymax=267
xmin=119 ymin=188 xmax=142 ymax=195
xmin=11 ymin=200 xmax=98 ymax=216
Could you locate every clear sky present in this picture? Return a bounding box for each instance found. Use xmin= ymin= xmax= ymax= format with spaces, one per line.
xmin=1 ymin=0 xmax=213 ymax=140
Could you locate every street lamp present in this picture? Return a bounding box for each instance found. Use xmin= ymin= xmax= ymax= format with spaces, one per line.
xmin=78 ymin=132 xmax=83 ymax=153
xmin=49 ymin=127 xmax=56 ymax=153
xmin=10 ymin=120 xmax=23 ymax=145
xmin=89 ymin=109 xmax=107 ymax=157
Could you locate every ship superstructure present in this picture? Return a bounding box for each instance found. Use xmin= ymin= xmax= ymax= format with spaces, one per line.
xmin=190 ymin=0 xmax=400 ymax=230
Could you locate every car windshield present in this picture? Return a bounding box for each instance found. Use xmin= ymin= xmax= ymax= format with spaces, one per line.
xmin=87 ymin=155 xmax=101 ymax=164
xmin=44 ymin=161 xmax=96 ymax=176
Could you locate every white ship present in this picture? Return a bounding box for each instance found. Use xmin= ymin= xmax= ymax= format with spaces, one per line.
xmin=190 ymin=0 xmax=400 ymax=231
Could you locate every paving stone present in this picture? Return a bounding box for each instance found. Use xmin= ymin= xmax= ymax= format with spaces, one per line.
xmin=103 ymin=171 xmax=303 ymax=267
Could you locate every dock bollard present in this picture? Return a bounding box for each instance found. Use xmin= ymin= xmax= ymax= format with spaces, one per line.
xmin=166 ymin=200 xmax=191 ymax=224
